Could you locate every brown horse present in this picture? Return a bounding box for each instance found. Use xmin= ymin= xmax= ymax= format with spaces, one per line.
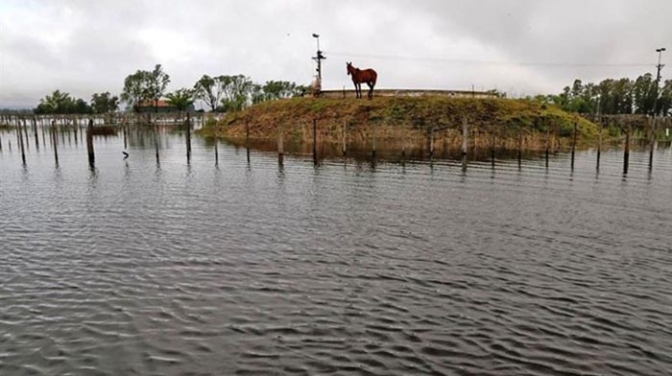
xmin=346 ymin=62 xmax=377 ymax=99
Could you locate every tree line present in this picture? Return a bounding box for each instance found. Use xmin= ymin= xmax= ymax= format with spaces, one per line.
xmin=530 ymin=73 xmax=672 ymax=116
xmin=34 ymin=90 xmax=118 ymax=115
xmin=33 ymin=64 xmax=307 ymax=115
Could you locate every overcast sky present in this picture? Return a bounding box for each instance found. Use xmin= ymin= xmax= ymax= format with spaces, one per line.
xmin=0 ymin=0 xmax=669 ymax=108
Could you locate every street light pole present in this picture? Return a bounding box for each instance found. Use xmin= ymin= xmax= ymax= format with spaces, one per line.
xmin=656 ymin=48 xmax=666 ymax=85
xmin=312 ymin=33 xmax=326 ymax=87
xmin=653 ymin=48 xmax=666 ymax=116
xmin=650 ymin=47 xmax=666 ymax=169
xmin=314 ymin=34 xmax=320 ymax=57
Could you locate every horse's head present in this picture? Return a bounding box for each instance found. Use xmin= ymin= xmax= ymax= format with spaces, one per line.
xmin=346 ymin=62 xmax=353 ymax=76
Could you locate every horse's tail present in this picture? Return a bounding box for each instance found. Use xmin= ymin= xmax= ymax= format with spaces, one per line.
xmin=371 ymin=70 xmax=378 ymax=87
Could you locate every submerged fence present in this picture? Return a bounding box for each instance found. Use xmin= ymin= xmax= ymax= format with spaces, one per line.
xmin=0 ymin=112 xmax=209 ymax=128
xmin=2 ymin=111 xmax=672 ymax=175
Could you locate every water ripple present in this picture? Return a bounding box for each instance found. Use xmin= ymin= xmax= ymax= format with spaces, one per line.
xmin=1 ymin=132 xmax=672 ymax=374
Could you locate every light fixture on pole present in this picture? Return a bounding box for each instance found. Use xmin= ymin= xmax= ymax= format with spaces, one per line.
xmin=312 ymin=33 xmax=320 ymax=52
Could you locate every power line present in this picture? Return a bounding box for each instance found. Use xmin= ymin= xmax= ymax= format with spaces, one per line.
xmin=327 ymin=51 xmax=654 ymax=68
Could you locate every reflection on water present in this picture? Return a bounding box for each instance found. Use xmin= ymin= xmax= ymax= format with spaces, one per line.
xmin=1 ymin=128 xmax=672 ymax=375
xmin=224 ymin=137 xmax=557 ymax=164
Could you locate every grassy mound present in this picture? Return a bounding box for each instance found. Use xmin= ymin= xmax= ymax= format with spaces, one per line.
xmin=201 ymin=96 xmax=599 ymax=150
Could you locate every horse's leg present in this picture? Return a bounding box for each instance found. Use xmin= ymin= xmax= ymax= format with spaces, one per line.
xmin=353 ymin=82 xmax=359 ymax=98
xmin=355 ymin=83 xmax=360 ymax=98
xmin=366 ymin=82 xmax=374 ymax=99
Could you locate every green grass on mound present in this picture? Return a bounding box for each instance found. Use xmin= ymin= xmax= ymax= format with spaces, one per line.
xmin=200 ymin=96 xmax=599 ymax=145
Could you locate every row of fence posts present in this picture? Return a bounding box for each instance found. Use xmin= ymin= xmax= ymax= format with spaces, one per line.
xmin=0 ymin=113 xmax=206 ymax=129
xmin=3 ymin=115 xmax=176 ymax=168
xmin=1 ymin=114 xmax=666 ymax=173
xmin=260 ymin=116 xmax=662 ymax=173
xmin=1 ymin=111 xmax=212 ymax=165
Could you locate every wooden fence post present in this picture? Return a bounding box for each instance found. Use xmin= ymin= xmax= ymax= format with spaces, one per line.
xmin=17 ymin=119 xmax=26 ymax=165
xmin=517 ymin=129 xmax=523 ymax=168
xmin=461 ymin=116 xmax=468 ymax=157
xmin=214 ymin=122 xmax=219 ymax=166
xmin=571 ymin=121 xmax=577 ymax=170
xmin=153 ymin=114 xmax=160 ymax=165
xmin=86 ymin=118 xmax=95 ymax=167
xmin=32 ymin=116 xmax=39 ymax=149
xmin=491 ymin=123 xmax=496 ymax=168
xmin=278 ymin=124 xmax=284 ymax=166
xmin=428 ymin=127 xmax=434 ymax=159
xmin=623 ymin=121 xmax=630 ymax=175
xmin=41 ymin=118 xmax=47 ymax=146
xmin=22 ymin=118 xmax=29 ymax=150
xmin=649 ymin=116 xmax=656 ymax=170
xmin=52 ymin=121 xmax=58 ymax=165
xmin=545 ymin=120 xmax=550 ymax=168
xmin=597 ymin=117 xmax=603 ymax=170
xmin=313 ymin=118 xmax=318 ymax=164
xmin=342 ymin=120 xmax=347 ymax=156
xmin=372 ymin=121 xmax=377 ymax=159
xmin=186 ymin=112 xmax=192 ymax=163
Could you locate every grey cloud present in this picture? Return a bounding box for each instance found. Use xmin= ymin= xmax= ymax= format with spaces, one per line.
xmin=1 ymin=0 xmax=670 ymax=108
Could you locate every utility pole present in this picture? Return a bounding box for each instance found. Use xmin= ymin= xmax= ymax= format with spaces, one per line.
xmin=656 ymin=48 xmax=666 ymax=86
xmin=654 ymin=48 xmax=666 ymax=115
xmin=650 ymin=48 xmax=665 ymax=169
xmin=312 ymin=33 xmax=326 ymax=95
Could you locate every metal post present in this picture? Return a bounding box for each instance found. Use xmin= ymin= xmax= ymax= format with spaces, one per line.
xmin=312 ymin=33 xmax=326 ymax=96
xmin=650 ymin=48 xmax=665 ymax=170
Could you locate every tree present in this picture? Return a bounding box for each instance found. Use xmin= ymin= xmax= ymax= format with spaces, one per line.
xmin=220 ymin=75 xmax=253 ymax=112
xmin=39 ymin=90 xmax=71 ymax=114
xmin=193 ymin=75 xmax=225 ymax=112
xmin=120 ymin=70 xmax=148 ymax=112
xmin=613 ymin=78 xmax=634 ymax=115
xmin=553 ymin=77 xmax=638 ymax=115
xmin=34 ymin=90 xmax=92 ymax=114
xmin=146 ymin=64 xmax=170 ymax=112
xmin=570 ymin=79 xmax=583 ymax=99
xmin=633 ymin=73 xmax=657 ymax=115
xmin=165 ymin=88 xmax=195 ymax=112
xmin=657 ymin=79 xmax=672 ymax=116
xmin=120 ymin=64 xmax=170 ymax=113
xmin=91 ymin=92 xmax=119 ymax=114
xmin=195 ymin=74 xmax=307 ymax=110
xmin=597 ymin=79 xmax=616 ymax=115
xmin=74 ymin=99 xmax=92 ymax=114
xmin=261 ymin=80 xmax=304 ymax=100
xmin=250 ymin=81 xmax=307 ymax=104
xmin=250 ymin=83 xmax=266 ymax=104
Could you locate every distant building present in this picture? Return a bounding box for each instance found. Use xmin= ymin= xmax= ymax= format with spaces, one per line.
xmin=135 ymin=100 xmax=194 ymax=113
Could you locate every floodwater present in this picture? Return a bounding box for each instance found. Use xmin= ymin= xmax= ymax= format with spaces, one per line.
xmin=1 ymin=128 xmax=672 ymax=375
